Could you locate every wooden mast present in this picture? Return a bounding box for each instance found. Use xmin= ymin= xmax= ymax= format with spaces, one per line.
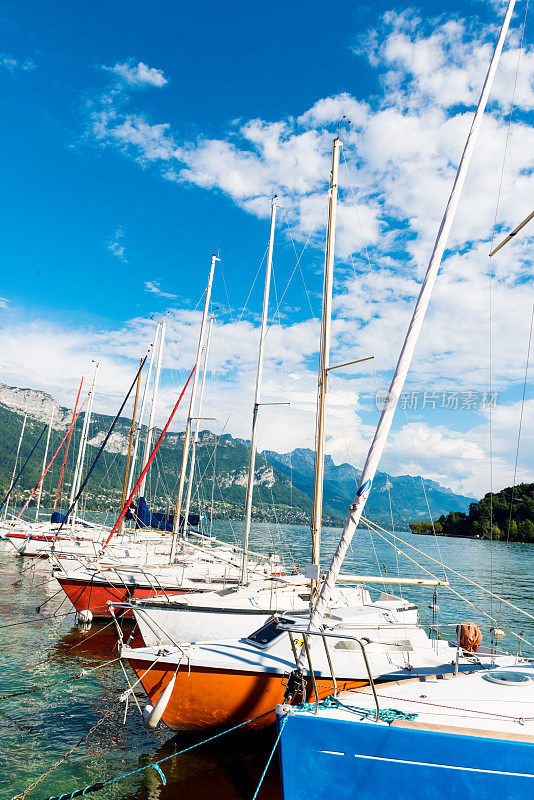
xmin=301 ymin=0 xmax=517 ymax=645
xmin=309 ymin=136 xmax=341 ymax=601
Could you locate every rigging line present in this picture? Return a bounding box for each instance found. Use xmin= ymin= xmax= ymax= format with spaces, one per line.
xmin=361 ymin=519 xmax=441 ymax=584
xmin=0 ymin=422 xmax=47 ymax=510
xmin=487 ymin=0 xmax=530 ymax=618
xmin=235 ymin=249 xmax=268 ymax=327
xmin=102 ymin=363 xmax=196 ymax=549
xmin=340 ymin=150 xmax=447 ymax=580
xmin=497 ymin=302 xmax=533 ymax=623
xmin=267 ymin=194 xmax=328 ymax=330
xmin=362 ymin=518 xmax=534 ymax=648
xmin=335 ymin=414 xmax=383 ymax=580
xmin=363 ymin=515 xmax=534 ymax=626
xmin=204 ymin=203 xmax=326 ymax=476
xmin=54 ymin=356 xmax=147 ymax=538
xmin=281 ymin=206 xmax=317 ymax=319
xmin=370 ymin=352 xmax=402 ymax=590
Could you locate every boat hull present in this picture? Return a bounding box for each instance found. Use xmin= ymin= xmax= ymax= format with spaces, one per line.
xmin=277 ymin=712 xmax=534 ymax=800
xmin=134 ymin=602 xmax=305 ymax=645
xmin=56 ymin=576 xmax=187 ymax=618
xmin=129 ymin=658 xmax=367 ymax=731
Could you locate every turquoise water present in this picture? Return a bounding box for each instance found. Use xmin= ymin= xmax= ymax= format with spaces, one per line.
xmin=1 ymin=520 xmax=533 ymax=800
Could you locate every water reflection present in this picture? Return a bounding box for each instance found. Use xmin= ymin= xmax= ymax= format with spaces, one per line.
xmin=2 ymin=523 xmax=534 ymax=799
xmin=130 ymin=728 xmax=281 ymax=800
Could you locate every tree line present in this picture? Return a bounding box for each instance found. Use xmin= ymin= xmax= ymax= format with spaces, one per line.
xmin=409 ymin=483 xmax=534 ymax=543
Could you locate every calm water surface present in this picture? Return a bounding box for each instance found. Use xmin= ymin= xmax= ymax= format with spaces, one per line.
xmin=1 ymin=519 xmax=533 ymax=799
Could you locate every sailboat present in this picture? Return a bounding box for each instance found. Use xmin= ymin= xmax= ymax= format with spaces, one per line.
xmin=120 ymin=0 xmax=530 ymax=738
xmin=117 ymin=186 xmax=365 ymax=642
xmin=274 ymin=1 xmax=534 ymax=798
xmin=51 ymin=256 xmax=287 ymax=618
xmin=117 ymin=133 xmax=493 ymax=731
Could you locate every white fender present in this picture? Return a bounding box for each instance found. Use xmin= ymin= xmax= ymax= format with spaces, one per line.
xmin=77 ymin=609 xmax=93 ymax=626
xmin=143 ymin=673 xmax=177 ymax=729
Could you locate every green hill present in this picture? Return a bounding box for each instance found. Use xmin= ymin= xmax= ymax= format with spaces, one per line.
xmin=410 ymin=483 xmax=534 ymax=542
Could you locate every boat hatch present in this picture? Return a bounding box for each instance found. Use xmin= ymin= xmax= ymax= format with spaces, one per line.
xmin=483 ymin=670 xmax=534 ymax=686
xmin=246 ymin=616 xmax=296 ymax=648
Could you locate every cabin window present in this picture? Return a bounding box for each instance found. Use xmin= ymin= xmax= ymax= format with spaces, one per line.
xmin=247 ymin=616 xmax=295 ymax=648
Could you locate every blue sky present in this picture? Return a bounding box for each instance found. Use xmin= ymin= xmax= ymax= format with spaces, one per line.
xmin=0 ymin=0 xmax=532 ymax=497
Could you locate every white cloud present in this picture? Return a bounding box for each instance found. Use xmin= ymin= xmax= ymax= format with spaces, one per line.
xmin=0 ymin=55 xmax=36 ymax=73
xmin=107 ymin=227 xmax=127 ymax=262
xmin=0 ymin=297 xmax=10 ymax=310
xmin=145 ymin=281 xmax=177 ymax=300
xmin=102 ymin=60 xmax=168 ymax=88
xmin=15 ymin=7 xmax=530 ymax=499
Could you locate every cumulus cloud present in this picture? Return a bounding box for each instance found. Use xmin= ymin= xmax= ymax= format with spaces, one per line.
xmin=102 ymin=60 xmax=168 ymax=88
xmin=145 ymin=281 xmax=177 ymax=299
xmin=20 ymin=8 xmax=532 ymax=497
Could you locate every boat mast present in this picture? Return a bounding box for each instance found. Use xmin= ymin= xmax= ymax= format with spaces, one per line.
xmin=139 ymin=321 xmax=166 ymax=497
xmin=305 ymin=0 xmax=517 ymax=637
xmin=35 ymin=406 xmax=55 ymax=521
xmin=3 ymin=414 xmax=27 ymax=520
xmin=240 ymin=200 xmax=278 ymax=584
xmin=309 ymin=137 xmax=341 ymax=600
xmin=119 ymin=358 xmax=143 ymax=534
xmin=171 ymin=254 xmax=217 ymax=561
xmin=182 ymin=313 xmax=214 ymax=536
xmin=125 ymin=324 xmax=159 ymax=501
xmin=69 ymin=361 xmax=99 ymax=526
xmin=53 ymin=377 xmax=84 ymax=512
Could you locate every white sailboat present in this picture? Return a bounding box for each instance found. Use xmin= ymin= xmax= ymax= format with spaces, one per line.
xmin=274 ymin=2 xmax=534 ymax=799
xmin=119 ymin=0 xmax=529 ymax=737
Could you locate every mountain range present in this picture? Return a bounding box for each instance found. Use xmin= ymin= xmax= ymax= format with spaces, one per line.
xmin=0 ymin=381 xmax=474 ymax=527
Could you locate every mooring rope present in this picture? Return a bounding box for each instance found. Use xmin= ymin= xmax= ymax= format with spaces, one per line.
xmin=251 ymin=713 xmax=288 ymax=800
xmin=32 ymin=707 xmax=278 ymax=800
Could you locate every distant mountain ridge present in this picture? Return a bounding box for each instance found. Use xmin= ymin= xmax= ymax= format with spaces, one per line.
xmin=263 ymin=448 xmax=474 ymax=525
xmin=0 ymin=380 xmax=474 ymax=526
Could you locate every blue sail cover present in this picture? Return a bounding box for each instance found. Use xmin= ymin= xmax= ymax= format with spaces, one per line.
xmin=132 ymin=497 xmax=200 ymax=532
xmin=51 ymin=511 xmax=67 ymax=524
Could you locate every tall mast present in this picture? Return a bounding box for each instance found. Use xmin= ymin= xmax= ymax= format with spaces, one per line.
xmin=171 ymin=254 xmax=217 ymax=560
xmin=240 ymin=200 xmax=278 ymax=584
xmin=125 ymin=324 xmax=159 ymax=501
xmin=53 ymin=377 xmax=84 ymax=512
xmin=35 ymin=406 xmax=55 ymax=521
xmin=120 ymin=358 xmax=143 ymax=534
xmin=182 ymin=313 xmax=214 ymax=536
xmin=304 ymin=0 xmax=517 ymax=638
xmin=309 ymin=137 xmax=341 ymax=599
xmin=139 ymin=321 xmax=166 ymax=497
xmin=4 ymin=414 xmax=27 ymax=520
xmin=69 ymin=361 xmax=99 ymax=525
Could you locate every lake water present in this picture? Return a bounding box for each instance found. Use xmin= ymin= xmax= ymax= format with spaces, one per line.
xmin=1 ymin=519 xmax=533 ymax=800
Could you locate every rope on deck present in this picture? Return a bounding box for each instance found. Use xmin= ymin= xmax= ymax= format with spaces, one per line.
xmin=297 ymin=694 xmax=418 ymax=722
